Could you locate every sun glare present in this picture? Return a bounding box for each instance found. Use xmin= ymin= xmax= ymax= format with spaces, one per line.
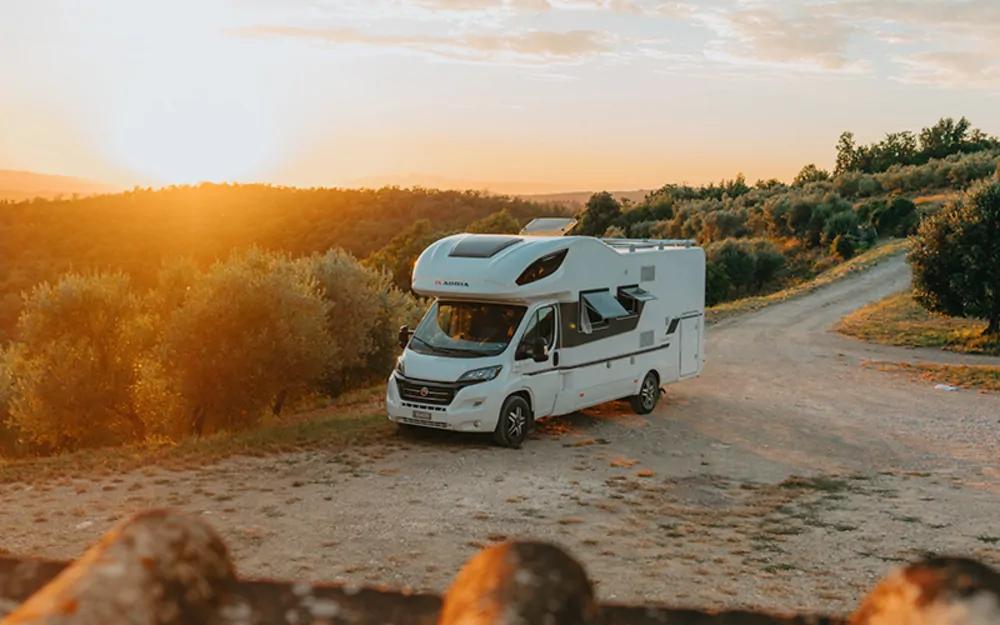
xmin=102 ymin=6 xmax=279 ymax=186
xmin=110 ymin=83 xmax=276 ymax=186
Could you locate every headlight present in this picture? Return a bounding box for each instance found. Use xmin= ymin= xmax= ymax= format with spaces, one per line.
xmin=457 ymin=365 xmax=502 ymax=383
xmin=395 ymin=356 xmax=405 ymax=376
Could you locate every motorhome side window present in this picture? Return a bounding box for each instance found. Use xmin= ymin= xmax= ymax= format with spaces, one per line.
xmin=578 ymin=289 xmax=631 ymax=334
xmin=617 ymin=284 xmax=656 ymax=315
xmin=516 ymin=306 xmax=556 ymax=359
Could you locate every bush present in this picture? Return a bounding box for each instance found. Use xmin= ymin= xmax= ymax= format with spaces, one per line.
xmin=831 ymin=234 xmax=857 ymax=261
xmin=823 ymin=211 xmax=860 ymax=246
xmin=0 ymin=346 xmax=19 ymax=457
xmin=706 ymin=239 xmax=756 ymax=294
xmin=908 ymin=175 xmax=1000 ymax=336
xmin=874 ymin=196 xmax=919 ymax=237
xmin=156 ymin=247 xmax=335 ymax=437
xmin=705 ymin=261 xmax=731 ymax=307
xmin=306 ymin=252 xmax=424 ymax=396
xmin=4 ymin=271 xmax=149 ymax=451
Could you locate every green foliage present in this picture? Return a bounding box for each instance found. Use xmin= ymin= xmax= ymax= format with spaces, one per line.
xmin=823 ymin=211 xmax=860 ymax=246
xmin=466 ymin=209 xmax=522 ymax=234
xmin=748 ymin=240 xmax=787 ymax=290
xmin=793 ymin=164 xmax=831 ymax=186
xmin=706 ymin=239 xmax=756 ymax=294
xmin=0 ymin=242 xmax=426 ymax=454
xmin=575 ymin=192 xmax=622 ymax=236
xmin=0 ymin=345 xmax=18 ymax=456
xmin=907 ymin=175 xmax=1000 ymax=336
xmin=364 ymin=219 xmax=451 ymax=292
xmin=302 ymin=250 xmax=423 ymax=396
xmin=4 ymin=271 xmax=149 ymax=451
xmin=156 ymin=247 xmax=335 ymax=437
xmin=831 ymin=234 xmax=856 ymax=261
xmin=704 ymin=261 xmax=730 ymax=307
xmin=0 ymin=184 xmax=567 ymax=339
xmin=835 ymin=117 xmax=999 ymax=176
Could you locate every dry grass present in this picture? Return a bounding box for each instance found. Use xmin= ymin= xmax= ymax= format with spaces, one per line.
xmin=867 ymin=361 xmax=1000 ymax=392
xmin=706 ymin=238 xmax=912 ymax=326
xmin=0 ymin=386 xmax=395 ymax=485
xmin=835 ymin=288 xmax=1000 ymax=356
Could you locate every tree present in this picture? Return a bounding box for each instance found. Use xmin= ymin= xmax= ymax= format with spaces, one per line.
xmin=793 ymin=164 xmax=831 ymax=186
xmin=364 ymin=219 xmax=451 ymax=292
xmin=576 ymin=192 xmax=622 ymax=236
xmin=907 ymin=175 xmax=1000 ymax=336
xmin=705 ymin=261 xmax=731 ymax=306
xmin=831 ymin=234 xmax=856 ymax=261
xmin=835 ymin=131 xmax=859 ymax=174
xmin=4 ymin=271 xmax=150 ymax=451
xmin=467 ymin=209 xmax=521 ymax=234
xmin=156 ymin=247 xmax=335 ymax=437
xmin=706 ymin=239 xmax=756 ymax=294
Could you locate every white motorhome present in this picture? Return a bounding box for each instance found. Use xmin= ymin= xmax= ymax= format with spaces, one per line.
xmin=385 ymin=217 xmax=706 ymax=448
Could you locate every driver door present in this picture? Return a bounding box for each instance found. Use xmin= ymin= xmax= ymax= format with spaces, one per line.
xmin=512 ymin=305 xmax=561 ymax=418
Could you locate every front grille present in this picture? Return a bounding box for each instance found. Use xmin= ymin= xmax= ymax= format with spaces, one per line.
xmin=395 ymin=377 xmax=457 ymax=406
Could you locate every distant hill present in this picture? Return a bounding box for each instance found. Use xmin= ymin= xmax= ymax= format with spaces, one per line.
xmin=0 ymin=170 xmax=120 ymax=201
xmin=343 ymin=172 xmax=653 ymax=201
xmin=518 ymin=189 xmax=654 ymax=206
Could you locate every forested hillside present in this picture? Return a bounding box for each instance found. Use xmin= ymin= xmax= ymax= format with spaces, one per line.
xmin=0 ymin=116 xmax=997 ymax=457
xmin=0 ymin=185 xmax=568 ymax=341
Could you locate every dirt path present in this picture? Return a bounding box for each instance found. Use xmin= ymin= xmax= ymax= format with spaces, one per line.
xmin=3 ymin=253 xmax=1000 ymax=615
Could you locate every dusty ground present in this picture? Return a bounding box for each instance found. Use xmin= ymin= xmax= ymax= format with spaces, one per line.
xmin=3 ymin=253 xmax=1000 ymax=615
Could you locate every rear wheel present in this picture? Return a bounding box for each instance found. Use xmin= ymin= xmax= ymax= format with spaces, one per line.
xmin=493 ymin=395 xmax=532 ymax=448
xmin=628 ymin=371 xmax=660 ymax=415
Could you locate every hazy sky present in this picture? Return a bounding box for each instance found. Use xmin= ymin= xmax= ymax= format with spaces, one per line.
xmin=1 ymin=0 xmax=998 ymax=193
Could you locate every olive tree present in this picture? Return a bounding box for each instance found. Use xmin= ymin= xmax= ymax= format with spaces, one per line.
xmin=907 ymin=175 xmax=1000 ymax=336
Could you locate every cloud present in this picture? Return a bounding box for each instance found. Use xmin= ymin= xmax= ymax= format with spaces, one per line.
xmin=701 ymin=4 xmax=869 ymax=74
xmin=892 ymin=50 xmax=1000 ymax=91
xmin=229 ymin=25 xmax=619 ymax=65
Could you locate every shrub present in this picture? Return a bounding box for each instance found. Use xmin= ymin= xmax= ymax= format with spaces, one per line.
xmin=4 ymin=271 xmax=149 ymax=451
xmin=156 ymin=247 xmax=335 ymax=436
xmin=705 ymin=261 xmax=731 ymax=307
xmin=908 ymin=175 xmax=1000 ymax=336
xmin=831 ymin=234 xmax=857 ymax=261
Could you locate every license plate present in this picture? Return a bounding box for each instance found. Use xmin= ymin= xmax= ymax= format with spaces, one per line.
xmin=412 ymin=410 xmax=432 ymax=420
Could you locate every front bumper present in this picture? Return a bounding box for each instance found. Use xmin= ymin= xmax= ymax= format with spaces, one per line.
xmin=385 ymin=372 xmax=504 ymax=432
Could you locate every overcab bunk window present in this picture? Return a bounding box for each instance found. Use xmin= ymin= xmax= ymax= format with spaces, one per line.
xmin=617 ymin=285 xmax=656 ymax=315
xmin=579 ymin=289 xmax=631 ymax=334
xmin=516 ymin=249 xmax=568 ymax=286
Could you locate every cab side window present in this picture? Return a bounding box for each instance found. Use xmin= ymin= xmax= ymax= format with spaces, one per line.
xmin=516 ymin=306 xmax=556 ymax=359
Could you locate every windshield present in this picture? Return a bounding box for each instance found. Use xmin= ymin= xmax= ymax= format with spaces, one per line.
xmin=409 ymin=300 xmax=528 ymax=358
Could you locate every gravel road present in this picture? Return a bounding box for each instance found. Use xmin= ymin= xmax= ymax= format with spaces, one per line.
xmin=3 ymin=252 xmax=999 ymax=615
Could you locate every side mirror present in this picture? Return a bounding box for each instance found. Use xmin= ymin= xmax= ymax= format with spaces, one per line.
xmin=398 ymin=325 xmax=412 ymax=350
xmin=530 ymin=337 xmax=548 ymax=363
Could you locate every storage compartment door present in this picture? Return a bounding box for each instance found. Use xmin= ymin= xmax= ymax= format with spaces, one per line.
xmin=679 ymin=316 xmax=701 ymax=377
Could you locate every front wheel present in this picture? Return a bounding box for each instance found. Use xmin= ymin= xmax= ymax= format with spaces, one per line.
xmin=493 ymin=395 xmax=532 ymax=449
xmin=628 ymin=371 xmax=660 ymax=415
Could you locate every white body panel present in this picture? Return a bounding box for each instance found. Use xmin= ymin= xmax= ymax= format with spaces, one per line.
xmin=385 ymin=232 xmax=706 ymax=433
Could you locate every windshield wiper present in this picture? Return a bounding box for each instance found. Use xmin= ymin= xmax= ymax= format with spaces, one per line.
xmin=411 ymin=335 xmax=469 ymax=356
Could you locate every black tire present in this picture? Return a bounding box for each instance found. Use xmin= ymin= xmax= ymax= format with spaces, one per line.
xmin=493 ymin=395 xmax=532 ymax=449
xmin=628 ymin=371 xmax=660 ymax=415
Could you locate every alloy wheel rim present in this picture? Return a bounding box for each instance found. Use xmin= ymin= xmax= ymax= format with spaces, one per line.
xmin=641 ymin=378 xmax=656 ymax=409
xmin=507 ymin=406 xmax=525 ymax=439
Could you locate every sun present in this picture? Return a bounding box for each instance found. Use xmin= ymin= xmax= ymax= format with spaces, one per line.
xmin=110 ymin=84 xmax=275 ymax=186
xmin=103 ymin=12 xmax=279 ymax=186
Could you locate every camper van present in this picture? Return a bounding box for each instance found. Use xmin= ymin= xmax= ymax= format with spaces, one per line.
xmin=385 ymin=217 xmax=706 ymax=448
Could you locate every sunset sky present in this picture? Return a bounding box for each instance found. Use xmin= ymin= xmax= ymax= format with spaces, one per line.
xmin=1 ymin=0 xmax=998 ymax=194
